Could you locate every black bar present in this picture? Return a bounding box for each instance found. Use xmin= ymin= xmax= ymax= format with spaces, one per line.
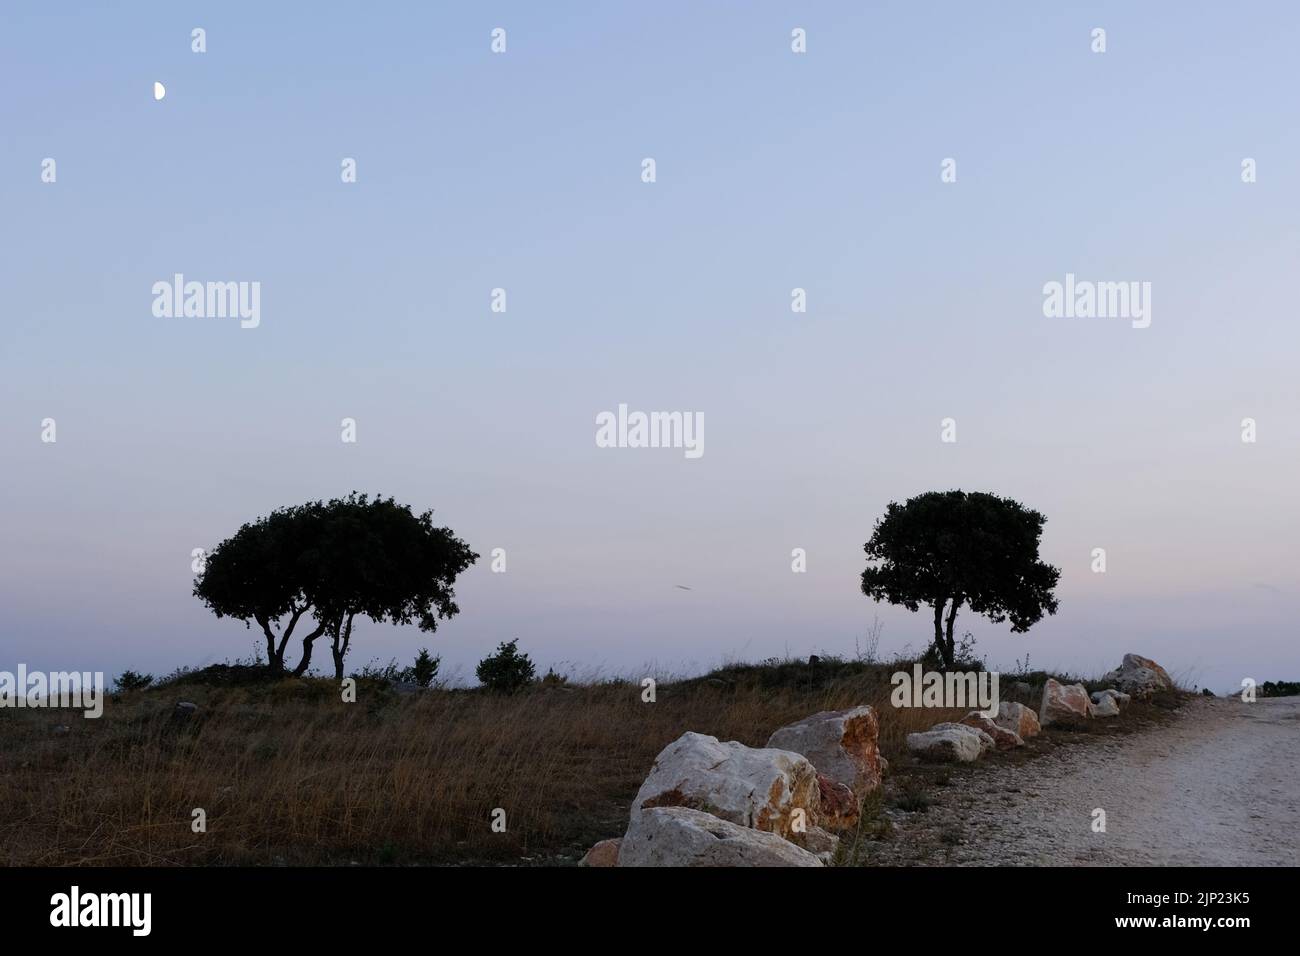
xmin=0 ymin=865 xmax=1284 ymax=940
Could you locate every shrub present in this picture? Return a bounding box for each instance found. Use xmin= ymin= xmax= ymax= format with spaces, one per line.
xmin=354 ymin=658 xmax=403 ymax=682
xmin=161 ymin=661 xmax=278 ymax=687
xmin=892 ymin=781 xmax=932 ymax=813
xmin=408 ymin=648 xmax=440 ymax=688
xmin=475 ymin=640 xmax=535 ymax=693
xmin=114 ymin=670 xmax=154 ymax=692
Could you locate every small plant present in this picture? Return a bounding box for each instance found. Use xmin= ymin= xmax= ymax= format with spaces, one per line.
xmin=856 ymin=616 xmax=883 ymax=664
xmin=1012 ymin=652 xmax=1032 ymax=678
xmin=475 ymin=639 xmax=535 ymax=693
xmin=540 ymin=667 xmax=568 ymax=687
xmin=951 ymin=631 xmax=984 ymax=669
xmin=114 ymin=670 xmax=154 ymax=692
xmin=892 ymin=780 xmax=932 ymax=813
xmin=854 ymin=791 xmax=893 ymax=841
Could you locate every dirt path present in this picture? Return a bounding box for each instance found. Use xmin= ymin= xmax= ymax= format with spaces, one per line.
xmin=868 ymin=696 xmax=1300 ymax=866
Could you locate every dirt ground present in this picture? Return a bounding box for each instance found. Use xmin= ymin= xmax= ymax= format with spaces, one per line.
xmin=859 ymin=695 xmax=1300 ymax=866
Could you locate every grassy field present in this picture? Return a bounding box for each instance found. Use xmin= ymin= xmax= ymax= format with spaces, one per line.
xmin=0 ymin=657 xmax=1169 ymax=866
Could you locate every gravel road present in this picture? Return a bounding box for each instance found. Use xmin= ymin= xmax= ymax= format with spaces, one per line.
xmin=868 ymin=695 xmax=1300 ymax=866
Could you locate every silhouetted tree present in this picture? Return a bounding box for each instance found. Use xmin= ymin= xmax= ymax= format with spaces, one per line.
xmin=194 ymin=494 xmax=478 ymax=678
xmin=192 ymin=501 xmax=328 ymax=674
xmin=860 ymin=490 xmax=1060 ymax=668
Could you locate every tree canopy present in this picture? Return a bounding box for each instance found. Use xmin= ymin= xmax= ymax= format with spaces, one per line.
xmin=860 ymin=490 xmax=1060 ymax=667
xmin=194 ymin=493 xmax=478 ymax=678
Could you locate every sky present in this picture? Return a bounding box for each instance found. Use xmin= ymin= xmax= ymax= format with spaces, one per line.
xmin=2 ymin=1 xmax=1298 ymax=694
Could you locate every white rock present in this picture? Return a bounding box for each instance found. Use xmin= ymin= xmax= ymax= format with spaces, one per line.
xmin=930 ymin=722 xmax=995 ymax=754
xmin=632 ymin=731 xmax=819 ymax=839
xmin=906 ymin=724 xmax=988 ymax=762
xmin=1090 ymin=694 xmax=1120 ymax=718
xmin=959 ymin=712 xmax=1024 ymax=749
xmin=1091 ymin=688 xmax=1131 ymax=710
xmin=619 ymin=807 xmax=824 ymax=867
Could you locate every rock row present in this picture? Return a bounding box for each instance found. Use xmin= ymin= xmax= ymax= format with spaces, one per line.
xmin=579 ymin=653 xmax=1171 ymax=866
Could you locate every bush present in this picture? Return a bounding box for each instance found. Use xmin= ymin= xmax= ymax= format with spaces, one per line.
xmin=114 ymin=670 xmax=154 ymax=692
xmin=354 ymin=659 xmax=403 ymax=682
xmin=407 ymin=648 xmax=440 ymax=688
xmin=475 ymin=640 xmax=535 ymax=693
xmin=540 ymin=667 xmax=568 ymax=687
xmin=156 ymin=658 xmax=275 ymax=688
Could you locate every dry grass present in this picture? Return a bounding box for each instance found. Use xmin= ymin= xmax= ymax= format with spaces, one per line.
xmin=0 ymin=658 xmax=1033 ymax=866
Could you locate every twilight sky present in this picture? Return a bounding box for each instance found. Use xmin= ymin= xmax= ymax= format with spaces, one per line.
xmin=2 ymin=1 xmax=1298 ymax=694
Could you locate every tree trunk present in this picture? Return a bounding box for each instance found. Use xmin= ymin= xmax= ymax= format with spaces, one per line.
xmin=932 ymin=601 xmax=947 ymax=666
xmin=256 ymin=614 xmax=283 ymax=671
xmin=331 ymin=613 xmax=354 ymax=681
xmin=944 ymin=595 xmax=963 ymax=666
xmin=290 ymin=622 xmax=329 ymax=677
xmin=276 ymin=604 xmax=310 ymax=666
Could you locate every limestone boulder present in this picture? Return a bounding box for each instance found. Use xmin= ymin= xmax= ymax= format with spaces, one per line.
xmin=814 ymin=771 xmax=860 ymax=832
xmin=906 ymin=724 xmax=989 ymax=762
xmin=800 ymin=825 xmax=840 ymax=865
xmin=765 ymin=705 xmax=884 ymax=797
xmin=1102 ymin=654 xmax=1175 ymax=700
xmin=579 ymin=838 xmax=621 ymax=867
xmin=959 ymin=712 xmax=1024 ymax=750
xmin=1091 ymin=688 xmax=1132 ymax=710
xmin=1040 ymin=678 xmax=1093 ymax=727
xmin=632 ymin=732 xmax=820 ymax=840
xmin=930 ymin=722 xmax=995 ymax=755
xmin=1091 ymin=688 xmax=1130 ymax=708
xmin=619 ymin=807 xmax=824 ymax=867
xmin=1090 ymin=694 xmax=1120 ymax=718
xmin=994 ymin=701 xmax=1041 ymax=739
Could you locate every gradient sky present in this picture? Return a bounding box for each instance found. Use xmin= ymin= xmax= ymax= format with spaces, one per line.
xmin=3 ymin=1 xmax=1298 ymax=694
